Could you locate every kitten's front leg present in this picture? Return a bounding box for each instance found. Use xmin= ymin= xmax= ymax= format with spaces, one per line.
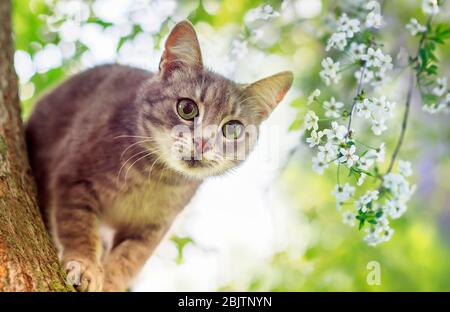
xmin=102 ymin=224 xmax=165 ymax=291
xmin=54 ymin=182 xmax=104 ymax=292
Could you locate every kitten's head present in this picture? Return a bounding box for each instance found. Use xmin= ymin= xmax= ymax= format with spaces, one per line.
xmin=139 ymin=21 xmax=293 ymax=179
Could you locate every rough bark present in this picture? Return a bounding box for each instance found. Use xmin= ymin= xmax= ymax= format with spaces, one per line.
xmin=0 ymin=0 xmax=72 ymax=291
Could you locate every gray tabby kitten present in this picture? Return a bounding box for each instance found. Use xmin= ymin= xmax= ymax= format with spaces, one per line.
xmin=26 ymin=21 xmax=293 ymax=291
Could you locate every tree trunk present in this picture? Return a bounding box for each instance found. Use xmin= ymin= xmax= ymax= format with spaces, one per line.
xmin=0 ymin=0 xmax=72 ymax=292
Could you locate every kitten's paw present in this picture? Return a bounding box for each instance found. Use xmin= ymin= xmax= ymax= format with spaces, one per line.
xmin=64 ymin=258 xmax=104 ymax=292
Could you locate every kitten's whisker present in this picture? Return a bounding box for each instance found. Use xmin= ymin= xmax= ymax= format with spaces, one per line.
xmin=117 ymin=149 xmax=159 ymax=182
xmin=157 ymin=163 xmax=169 ymax=186
xmin=147 ymin=155 xmax=163 ymax=182
xmin=124 ymin=151 xmax=157 ymax=183
xmin=118 ymin=149 xmax=159 ymax=182
xmin=120 ymin=139 xmax=155 ymax=159
xmin=114 ymin=134 xmax=154 ymax=140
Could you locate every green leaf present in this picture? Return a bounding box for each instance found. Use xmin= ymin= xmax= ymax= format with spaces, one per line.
xmin=422 ymin=93 xmax=439 ymax=105
xmin=171 ymin=235 xmax=194 ymax=265
xmin=358 ymin=219 xmax=365 ymax=230
xmin=289 ymin=118 xmax=303 ymax=131
xmin=419 ymin=47 xmax=428 ymax=65
xmin=290 ymin=97 xmax=304 ymax=108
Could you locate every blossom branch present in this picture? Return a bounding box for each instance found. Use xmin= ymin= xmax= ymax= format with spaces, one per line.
xmin=385 ymin=9 xmax=439 ymax=175
xmin=385 ymin=71 xmax=414 ymax=174
xmin=346 ymin=62 xmax=367 ymax=138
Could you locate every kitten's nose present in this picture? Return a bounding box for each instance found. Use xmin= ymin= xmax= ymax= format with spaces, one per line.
xmin=194 ymin=138 xmax=210 ymax=154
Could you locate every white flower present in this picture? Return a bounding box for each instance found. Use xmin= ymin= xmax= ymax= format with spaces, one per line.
xmin=363 ymin=224 xmax=390 ymax=246
xmin=365 ymin=11 xmax=383 ymax=29
xmin=377 ymin=215 xmax=390 ymax=228
xmin=365 ymin=1 xmax=380 ymax=11
xmin=432 ymin=77 xmax=447 ymax=97
xmin=354 ymin=68 xmax=374 ymax=84
xmin=378 ymin=53 xmax=393 ymax=73
xmin=350 ymin=42 xmax=367 ymax=60
xmin=371 ymin=119 xmax=387 ymax=135
xmin=339 ymin=145 xmax=359 ymax=168
xmin=405 ymin=18 xmax=427 ymax=36
xmin=356 ymin=98 xmax=373 ymax=119
xmin=379 ymin=225 xmax=394 ymax=242
xmin=362 ymin=48 xmax=384 ymax=67
xmin=332 ymin=183 xmax=355 ymax=203
xmin=378 ymin=96 xmax=396 ymax=115
xmin=323 ymin=97 xmax=344 ymax=118
xmin=422 ymin=104 xmax=437 ymax=114
xmin=326 ymin=32 xmax=347 ymax=51
xmin=324 ymin=121 xmax=347 ymax=144
xmin=385 ymin=200 xmax=407 ymax=219
xmin=304 ymin=110 xmax=319 ymax=131
xmin=358 ymin=155 xmax=375 ymax=170
xmin=337 ymin=13 xmax=361 ymax=38
xmin=364 ymin=232 xmax=383 ymax=246
xmin=320 ymin=57 xmax=341 ymax=85
xmin=367 ymin=190 xmax=379 ymax=202
xmin=346 ymin=19 xmax=361 ymax=38
xmin=355 ymin=190 xmax=379 ymax=212
xmin=422 ymin=102 xmax=448 ymax=114
xmin=312 ymin=156 xmax=328 ymax=174
xmin=306 ymin=130 xmax=324 ymax=147
xmin=357 ymin=173 xmax=367 ymax=186
xmin=307 ymin=89 xmax=321 ymax=105
xmin=422 ymin=0 xmax=439 ymax=15
xmin=355 ymin=97 xmax=395 ymax=135
xmin=398 ymin=160 xmax=413 ymax=177
xmin=366 ymin=143 xmax=385 ymax=162
xmin=371 ymin=72 xmax=388 ymax=87
xmin=245 ymin=4 xmax=280 ymax=23
xmin=317 ymin=142 xmax=338 ymax=162
xmin=342 ymin=211 xmax=357 ymax=227
xmin=383 ymin=173 xmax=416 ymax=202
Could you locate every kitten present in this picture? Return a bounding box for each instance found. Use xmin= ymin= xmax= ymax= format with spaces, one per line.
xmin=25 ymin=21 xmax=293 ymax=291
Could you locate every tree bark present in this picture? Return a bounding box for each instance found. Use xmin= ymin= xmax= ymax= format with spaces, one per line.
xmin=0 ymin=0 xmax=72 ymax=291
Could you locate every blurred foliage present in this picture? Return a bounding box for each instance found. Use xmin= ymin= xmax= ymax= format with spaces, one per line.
xmin=170 ymin=235 xmax=194 ymax=265
xmin=11 ymin=0 xmax=450 ymax=291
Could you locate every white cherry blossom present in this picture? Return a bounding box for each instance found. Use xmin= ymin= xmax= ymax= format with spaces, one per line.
xmin=323 ymin=97 xmax=344 ymax=118
xmin=320 ymin=57 xmax=341 ymax=85
xmin=422 ymin=0 xmax=439 ymax=15
xmin=306 ymin=130 xmax=324 ymax=147
xmin=304 ymin=110 xmax=319 ymax=131
xmin=398 ymin=160 xmax=413 ymax=177
xmin=339 ymin=145 xmax=359 ymax=168
xmin=406 ymin=18 xmax=427 ymax=36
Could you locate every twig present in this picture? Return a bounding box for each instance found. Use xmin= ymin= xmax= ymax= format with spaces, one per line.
xmin=385 ymin=71 xmax=414 ymax=174
xmin=384 ymin=11 xmax=437 ymax=175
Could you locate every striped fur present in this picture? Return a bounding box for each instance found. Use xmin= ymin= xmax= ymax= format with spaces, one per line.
xmin=25 ymin=21 xmax=293 ymax=291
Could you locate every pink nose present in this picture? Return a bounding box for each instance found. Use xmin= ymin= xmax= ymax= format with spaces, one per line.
xmin=195 ymin=138 xmax=210 ymax=154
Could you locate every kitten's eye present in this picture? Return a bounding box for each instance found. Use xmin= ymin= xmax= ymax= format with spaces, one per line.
xmin=177 ymin=98 xmax=198 ymax=120
xmin=222 ymin=120 xmax=244 ymax=140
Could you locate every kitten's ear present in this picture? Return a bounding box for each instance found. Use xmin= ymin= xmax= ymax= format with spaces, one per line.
xmin=159 ymin=20 xmax=203 ymax=76
xmin=243 ymin=71 xmax=293 ymax=121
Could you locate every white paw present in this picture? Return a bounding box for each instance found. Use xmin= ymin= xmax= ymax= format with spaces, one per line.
xmin=65 ymin=258 xmax=104 ymax=292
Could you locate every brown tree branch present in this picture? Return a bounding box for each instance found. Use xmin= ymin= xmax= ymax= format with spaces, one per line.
xmin=0 ymin=0 xmax=72 ymax=292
